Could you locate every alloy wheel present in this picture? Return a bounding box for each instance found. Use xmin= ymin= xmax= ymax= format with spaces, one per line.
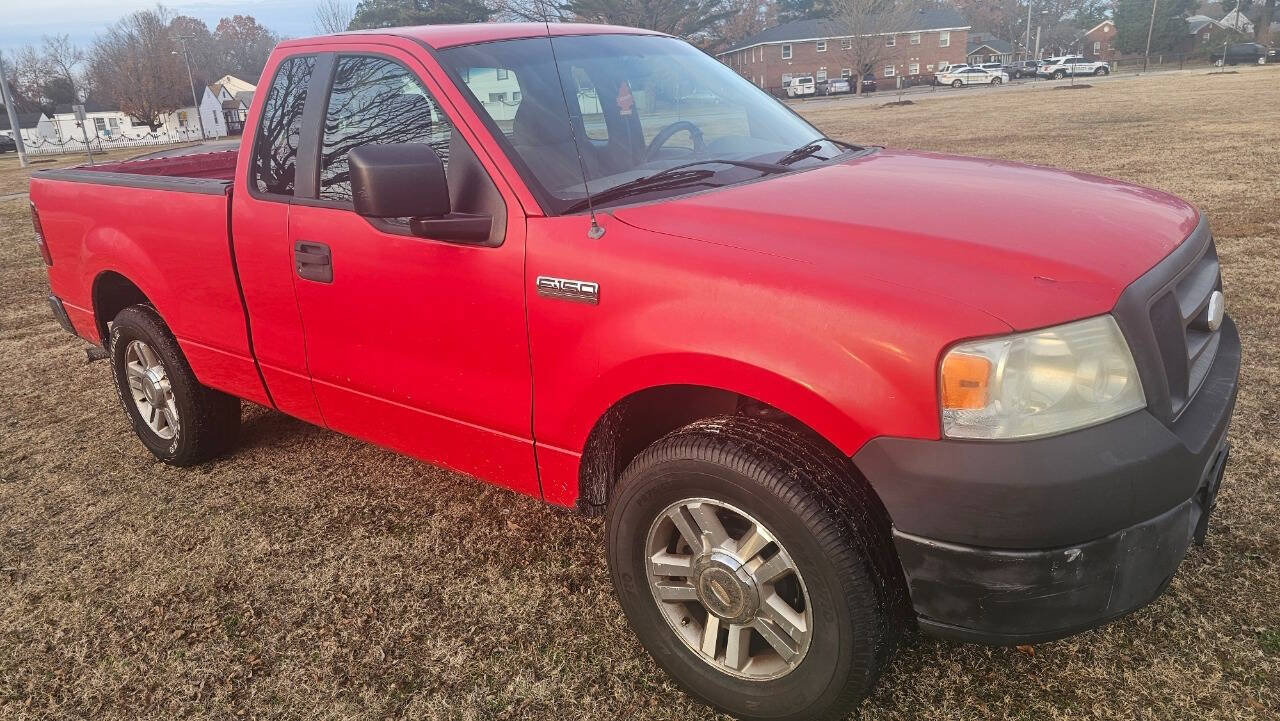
xmin=644 ymin=498 xmax=812 ymax=681
xmin=124 ymin=340 xmax=180 ymax=440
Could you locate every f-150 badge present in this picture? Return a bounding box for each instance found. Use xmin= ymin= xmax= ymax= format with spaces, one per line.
xmin=536 ymin=276 xmax=599 ymax=305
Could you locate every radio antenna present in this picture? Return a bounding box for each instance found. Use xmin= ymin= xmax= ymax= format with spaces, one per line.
xmin=542 ymin=18 xmax=605 ymax=239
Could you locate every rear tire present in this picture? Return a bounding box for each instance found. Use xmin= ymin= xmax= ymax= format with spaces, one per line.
xmin=607 ymin=417 xmax=905 ymax=721
xmin=109 ymin=304 xmax=240 ymax=465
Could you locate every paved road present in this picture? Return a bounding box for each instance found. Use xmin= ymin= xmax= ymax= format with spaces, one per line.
xmin=785 ymin=64 xmax=1253 ymax=111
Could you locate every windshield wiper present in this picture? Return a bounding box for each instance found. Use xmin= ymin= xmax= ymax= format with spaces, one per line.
xmin=562 ymin=159 xmax=790 ymax=213
xmin=776 ymin=137 xmax=865 ymax=166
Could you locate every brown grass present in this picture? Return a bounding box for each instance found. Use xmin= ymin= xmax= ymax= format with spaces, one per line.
xmin=0 ymin=143 xmax=201 ymax=196
xmin=2 ymin=68 xmax=1278 ymax=720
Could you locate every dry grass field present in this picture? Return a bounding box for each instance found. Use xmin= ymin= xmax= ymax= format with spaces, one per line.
xmin=2 ymin=68 xmax=1278 ymax=720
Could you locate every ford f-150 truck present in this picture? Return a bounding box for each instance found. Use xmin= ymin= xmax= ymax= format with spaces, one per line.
xmin=30 ymin=23 xmax=1239 ymax=721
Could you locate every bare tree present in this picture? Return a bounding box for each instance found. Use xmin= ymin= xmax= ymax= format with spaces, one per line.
xmin=1258 ymin=0 xmax=1276 ymax=44
xmin=490 ymin=0 xmax=574 ymax=22
xmin=40 ymin=35 xmax=87 ymax=103
xmin=829 ymin=0 xmax=924 ymax=95
xmin=314 ymin=0 xmax=356 ymax=33
xmin=90 ymin=7 xmax=189 ymax=129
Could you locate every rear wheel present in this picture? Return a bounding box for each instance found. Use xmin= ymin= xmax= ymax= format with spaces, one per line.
xmin=607 ymin=417 xmax=904 ymax=721
xmin=109 ymin=305 xmax=240 ymax=465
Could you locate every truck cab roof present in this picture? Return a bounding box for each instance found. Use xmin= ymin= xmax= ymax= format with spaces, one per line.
xmin=281 ymin=22 xmax=667 ymax=51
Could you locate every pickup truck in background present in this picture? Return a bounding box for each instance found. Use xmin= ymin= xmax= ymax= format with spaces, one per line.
xmin=31 ymin=23 xmax=1240 ymax=721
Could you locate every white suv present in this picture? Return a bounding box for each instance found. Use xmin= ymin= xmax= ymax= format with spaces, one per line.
xmin=1038 ymin=56 xmax=1110 ymax=79
xmin=936 ymin=66 xmax=1008 ymax=87
xmin=784 ymin=76 xmax=816 ymax=97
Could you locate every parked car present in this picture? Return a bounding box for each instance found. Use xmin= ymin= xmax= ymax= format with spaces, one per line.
xmin=978 ymin=62 xmax=1008 ymax=75
xmin=783 ymin=75 xmax=815 ymax=97
xmin=819 ymin=77 xmax=850 ymax=95
xmin=0 ymin=134 xmax=16 ymax=154
xmin=1215 ymin=42 xmax=1271 ymax=65
xmin=1005 ymin=60 xmax=1042 ymax=77
xmin=860 ymin=73 xmax=877 ymax=92
xmin=30 ymin=23 xmax=1240 ymax=721
xmin=1038 ymin=55 xmax=1110 ymax=78
xmin=937 ymin=66 xmax=1008 ymax=87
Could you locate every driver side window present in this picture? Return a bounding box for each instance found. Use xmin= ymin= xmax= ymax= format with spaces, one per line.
xmin=318 ymin=55 xmax=453 ymax=202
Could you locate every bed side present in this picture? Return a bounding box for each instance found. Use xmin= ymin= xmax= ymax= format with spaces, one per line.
xmin=30 ymin=167 xmax=271 ymax=407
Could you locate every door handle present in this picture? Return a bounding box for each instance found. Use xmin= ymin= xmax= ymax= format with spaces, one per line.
xmin=294 ymin=241 xmax=332 ymax=283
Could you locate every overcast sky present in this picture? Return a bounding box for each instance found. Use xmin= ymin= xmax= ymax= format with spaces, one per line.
xmin=0 ymin=0 xmax=319 ymax=55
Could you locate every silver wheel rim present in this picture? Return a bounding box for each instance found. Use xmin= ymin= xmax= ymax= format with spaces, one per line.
xmin=644 ymin=498 xmax=812 ymax=681
xmin=124 ymin=340 xmax=180 ymax=440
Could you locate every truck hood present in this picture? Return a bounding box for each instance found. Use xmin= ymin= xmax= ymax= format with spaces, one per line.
xmin=610 ymin=149 xmax=1201 ymax=330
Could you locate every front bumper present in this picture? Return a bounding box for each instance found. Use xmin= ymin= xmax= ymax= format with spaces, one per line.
xmin=854 ymin=317 xmax=1240 ymax=644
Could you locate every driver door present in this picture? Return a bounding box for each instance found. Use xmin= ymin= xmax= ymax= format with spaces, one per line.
xmin=286 ymin=45 xmax=538 ymax=495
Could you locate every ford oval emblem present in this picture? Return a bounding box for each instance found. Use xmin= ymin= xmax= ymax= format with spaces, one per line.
xmin=1206 ymin=290 xmax=1225 ymax=332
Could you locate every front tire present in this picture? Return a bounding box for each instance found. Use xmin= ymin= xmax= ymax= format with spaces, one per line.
xmin=991 ymin=77 xmax=1003 ymax=85
xmin=1053 ymin=69 xmax=1066 ymax=79
xmin=109 ymin=304 xmax=240 ymax=465
xmin=607 ymin=417 xmax=904 ymax=721
xmin=951 ymin=79 xmax=963 ymax=88
xmin=1094 ymin=66 xmax=1108 ymax=76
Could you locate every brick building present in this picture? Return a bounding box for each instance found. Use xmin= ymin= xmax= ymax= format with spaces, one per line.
xmin=1081 ymin=20 xmax=1118 ymax=61
xmin=716 ymin=9 xmax=970 ymax=90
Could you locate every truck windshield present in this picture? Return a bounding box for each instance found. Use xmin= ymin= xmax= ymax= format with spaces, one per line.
xmin=440 ymin=34 xmax=834 ymax=213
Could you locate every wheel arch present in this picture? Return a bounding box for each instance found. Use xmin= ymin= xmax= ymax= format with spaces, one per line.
xmin=573 ymin=377 xmax=878 ymax=517
xmin=91 ymin=270 xmax=155 ymax=344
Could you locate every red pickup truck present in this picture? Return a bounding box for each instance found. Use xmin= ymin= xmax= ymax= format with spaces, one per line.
xmin=30 ymin=23 xmax=1239 ymax=721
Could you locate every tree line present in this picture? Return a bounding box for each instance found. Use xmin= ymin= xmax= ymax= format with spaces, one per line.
xmin=3 ymin=6 xmax=278 ymax=129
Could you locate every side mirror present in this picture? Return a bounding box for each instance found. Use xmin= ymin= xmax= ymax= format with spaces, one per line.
xmin=349 ymin=143 xmax=450 ymax=219
xmin=348 ymin=143 xmax=492 ymax=244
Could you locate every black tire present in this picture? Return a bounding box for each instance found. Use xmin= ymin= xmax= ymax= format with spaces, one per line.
xmin=1094 ymin=66 xmax=1108 ymax=76
xmin=607 ymin=417 xmax=905 ymax=721
xmin=991 ymin=77 xmax=1002 ymax=85
xmin=108 ymin=304 xmax=240 ymax=465
xmin=951 ymin=79 xmax=963 ymax=88
xmin=1053 ymin=69 xmax=1066 ymax=79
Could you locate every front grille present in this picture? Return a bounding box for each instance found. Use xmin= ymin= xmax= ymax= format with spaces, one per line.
xmin=1148 ymin=241 xmax=1221 ymax=416
xmin=1113 ymin=218 xmax=1223 ymax=425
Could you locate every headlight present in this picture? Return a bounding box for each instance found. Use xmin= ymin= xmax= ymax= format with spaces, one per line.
xmin=940 ymin=315 xmax=1145 ymax=440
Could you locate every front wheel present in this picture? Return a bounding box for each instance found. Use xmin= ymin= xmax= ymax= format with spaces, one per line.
xmin=951 ymin=79 xmax=963 ymax=88
xmin=1053 ymin=69 xmax=1066 ymax=79
xmin=109 ymin=304 xmax=240 ymax=465
xmin=1094 ymin=66 xmax=1108 ymax=76
xmin=991 ymin=77 xmax=1003 ymax=85
xmin=607 ymin=417 xmax=903 ymax=721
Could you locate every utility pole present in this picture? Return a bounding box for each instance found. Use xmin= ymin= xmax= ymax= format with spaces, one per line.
xmin=0 ymin=52 xmax=30 ymax=168
xmin=1143 ymin=0 xmax=1160 ymax=72
xmin=174 ymin=36 xmax=207 ymax=141
xmin=1024 ymin=1 xmax=1034 ymax=61
xmin=1034 ymin=24 xmax=1043 ymax=60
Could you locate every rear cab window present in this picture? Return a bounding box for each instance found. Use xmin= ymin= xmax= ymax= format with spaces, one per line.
xmin=252 ymin=55 xmax=317 ymax=196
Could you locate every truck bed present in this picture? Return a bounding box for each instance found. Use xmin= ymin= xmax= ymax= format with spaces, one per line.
xmin=30 ymin=147 xmax=272 ymax=408
xmin=38 ymin=150 xmax=238 ymax=194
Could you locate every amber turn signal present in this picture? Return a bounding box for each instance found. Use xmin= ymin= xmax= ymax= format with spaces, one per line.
xmin=941 ymin=353 xmax=991 ymax=410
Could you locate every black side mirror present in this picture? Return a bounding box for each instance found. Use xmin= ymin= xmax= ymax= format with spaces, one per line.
xmin=348 ymin=143 xmax=492 ymax=244
xmin=349 ymin=143 xmax=450 ymax=218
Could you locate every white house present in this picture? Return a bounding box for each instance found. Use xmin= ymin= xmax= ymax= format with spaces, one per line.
xmin=0 ymin=110 xmax=51 ymax=143
xmin=1220 ymin=9 xmax=1253 ymax=34
xmin=157 ymin=75 xmax=257 ymax=139
xmin=47 ymin=102 xmax=148 ymax=143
